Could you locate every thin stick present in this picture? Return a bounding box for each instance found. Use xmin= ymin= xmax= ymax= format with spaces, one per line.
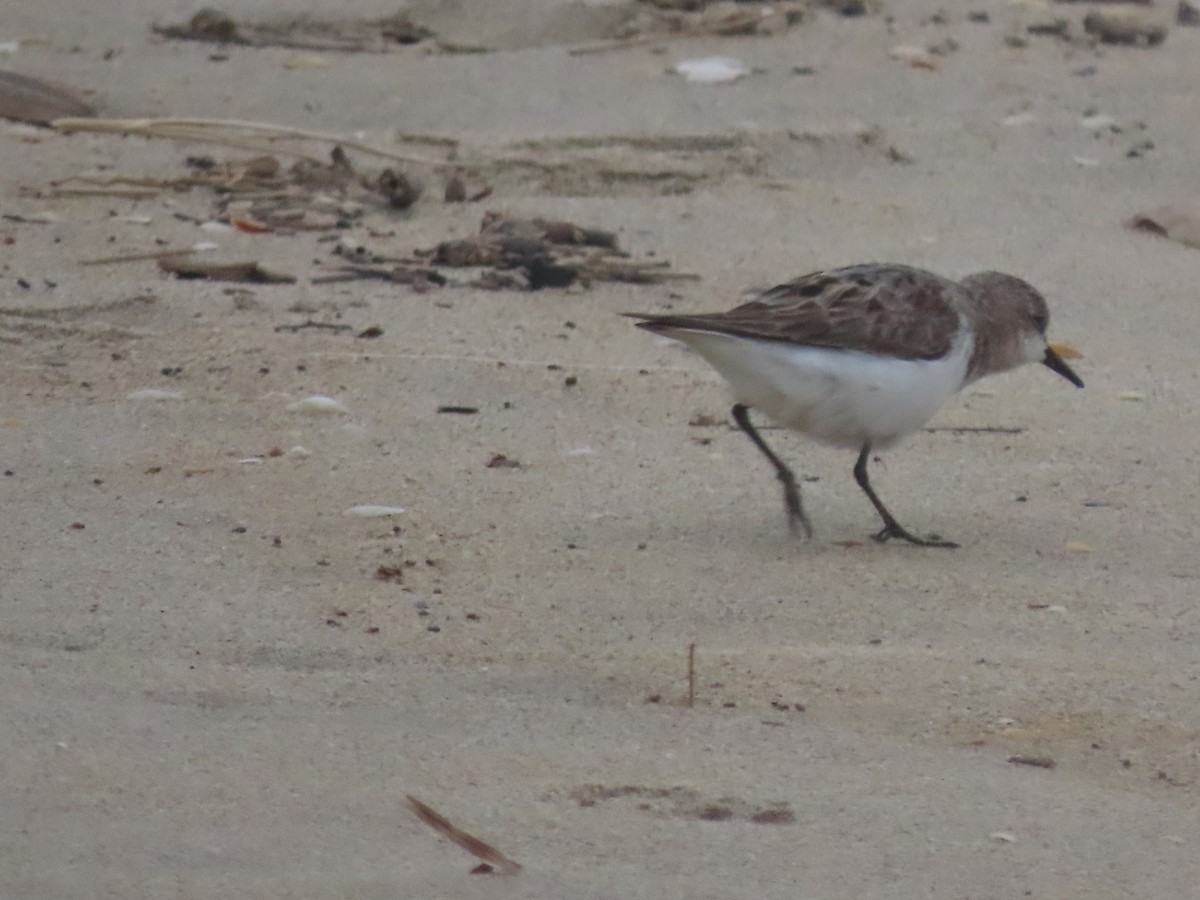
xmin=568 ymin=12 xmax=760 ymax=55
xmin=568 ymin=33 xmax=663 ymax=56
xmin=406 ymin=795 xmax=521 ymax=875
xmin=81 ymin=249 xmax=191 ymax=266
xmin=43 ymin=187 xmax=164 ymax=199
xmin=687 ymin=642 xmax=696 ymax=708
xmin=52 ymin=117 xmax=454 ymax=168
xmin=924 ymin=426 xmax=1025 ymax=435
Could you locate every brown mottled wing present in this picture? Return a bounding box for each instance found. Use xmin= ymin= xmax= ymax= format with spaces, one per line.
xmin=632 ymin=264 xmax=962 ymax=361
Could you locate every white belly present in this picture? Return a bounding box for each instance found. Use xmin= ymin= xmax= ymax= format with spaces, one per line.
xmin=662 ymin=329 xmax=972 ymax=449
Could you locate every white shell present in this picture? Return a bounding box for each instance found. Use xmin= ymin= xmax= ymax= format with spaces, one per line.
xmin=342 ymin=505 xmax=406 ymax=518
xmin=673 ymin=57 xmax=751 ymax=84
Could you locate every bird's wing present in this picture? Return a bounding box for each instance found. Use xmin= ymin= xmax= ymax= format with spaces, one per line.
xmin=631 ymin=265 xmax=962 ymax=361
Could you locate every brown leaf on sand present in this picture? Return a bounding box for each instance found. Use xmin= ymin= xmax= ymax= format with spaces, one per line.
xmin=0 ymin=70 xmax=96 ymax=126
xmin=1124 ymin=205 xmax=1200 ymax=250
xmin=406 ymin=795 xmax=522 ymax=875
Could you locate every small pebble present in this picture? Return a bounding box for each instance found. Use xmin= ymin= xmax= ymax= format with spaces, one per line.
xmin=1080 ymin=113 xmax=1118 ymax=132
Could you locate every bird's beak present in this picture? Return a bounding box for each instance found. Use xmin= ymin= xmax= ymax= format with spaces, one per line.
xmin=1043 ymin=344 xmax=1084 ymax=388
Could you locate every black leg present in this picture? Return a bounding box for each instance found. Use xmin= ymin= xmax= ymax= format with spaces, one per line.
xmin=731 ymin=404 xmax=812 ymax=539
xmin=852 ymin=445 xmax=958 ymax=549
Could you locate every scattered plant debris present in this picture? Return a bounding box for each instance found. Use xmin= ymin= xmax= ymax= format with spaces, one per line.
xmin=153 ymin=8 xmax=434 ymax=52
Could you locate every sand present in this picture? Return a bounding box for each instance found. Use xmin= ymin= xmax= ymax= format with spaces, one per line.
xmin=3 ymin=1 xmax=1200 ymax=896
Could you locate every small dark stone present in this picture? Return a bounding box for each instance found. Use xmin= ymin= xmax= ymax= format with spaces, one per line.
xmin=751 ymin=808 xmax=796 ymax=825
xmin=444 ymin=176 xmax=467 ymax=203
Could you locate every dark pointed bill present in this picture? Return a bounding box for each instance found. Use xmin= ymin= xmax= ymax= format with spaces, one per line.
xmin=1043 ymin=346 xmax=1084 ymax=388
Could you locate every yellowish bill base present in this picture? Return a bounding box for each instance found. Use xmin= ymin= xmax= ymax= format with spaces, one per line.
xmin=1048 ymin=342 xmax=1082 ymax=360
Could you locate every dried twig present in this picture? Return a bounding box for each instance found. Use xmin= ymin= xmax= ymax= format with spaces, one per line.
xmin=274 ymin=320 xmax=353 ymax=334
xmin=43 ymin=186 xmax=164 ymax=199
xmin=52 ymin=117 xmax=455 ymax=168
xmin=1007 ymin=755 xmax=1056 ymax=769
xmin=406 ymin=795 xmax=522 ymax=875
xmin=687 ymin=642 xmax=696 ymax=708
xmin=81 ymin=249 xmax=191 ymax=266
xmin=573 ymin=259 xmax=700 ymax=284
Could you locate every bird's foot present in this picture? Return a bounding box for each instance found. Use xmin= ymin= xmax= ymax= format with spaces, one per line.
xmin=871 ymin=521 xmax=958 ymax=549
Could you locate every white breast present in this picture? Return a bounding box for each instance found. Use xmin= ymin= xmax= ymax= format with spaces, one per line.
xmin=661 ymin=327 xmax=973 ymax=449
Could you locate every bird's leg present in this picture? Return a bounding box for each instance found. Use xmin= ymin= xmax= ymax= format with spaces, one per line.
xmin=731 ymin=404 xmax=812 ymax=539
xmin=852 ymin=445 xmax=958 ymax=548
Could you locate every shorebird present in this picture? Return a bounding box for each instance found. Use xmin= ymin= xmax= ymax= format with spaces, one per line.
xmin=629 ymin=263 xmax=1083 ymax=547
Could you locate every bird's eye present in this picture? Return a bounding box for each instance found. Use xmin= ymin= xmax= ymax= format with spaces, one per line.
xmin=1031 ymin=313 xmax=1048 ymax=332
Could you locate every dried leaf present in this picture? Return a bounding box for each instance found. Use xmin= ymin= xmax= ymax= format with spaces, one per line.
xmin=231 ymin=217 xmax=272 ymax=234
xmin=406 ymin=795 xmax=521 ymax=875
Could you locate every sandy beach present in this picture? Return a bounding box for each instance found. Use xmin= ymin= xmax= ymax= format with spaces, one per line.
xmin=3 ymin=1 xmax=1200 ymax=896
